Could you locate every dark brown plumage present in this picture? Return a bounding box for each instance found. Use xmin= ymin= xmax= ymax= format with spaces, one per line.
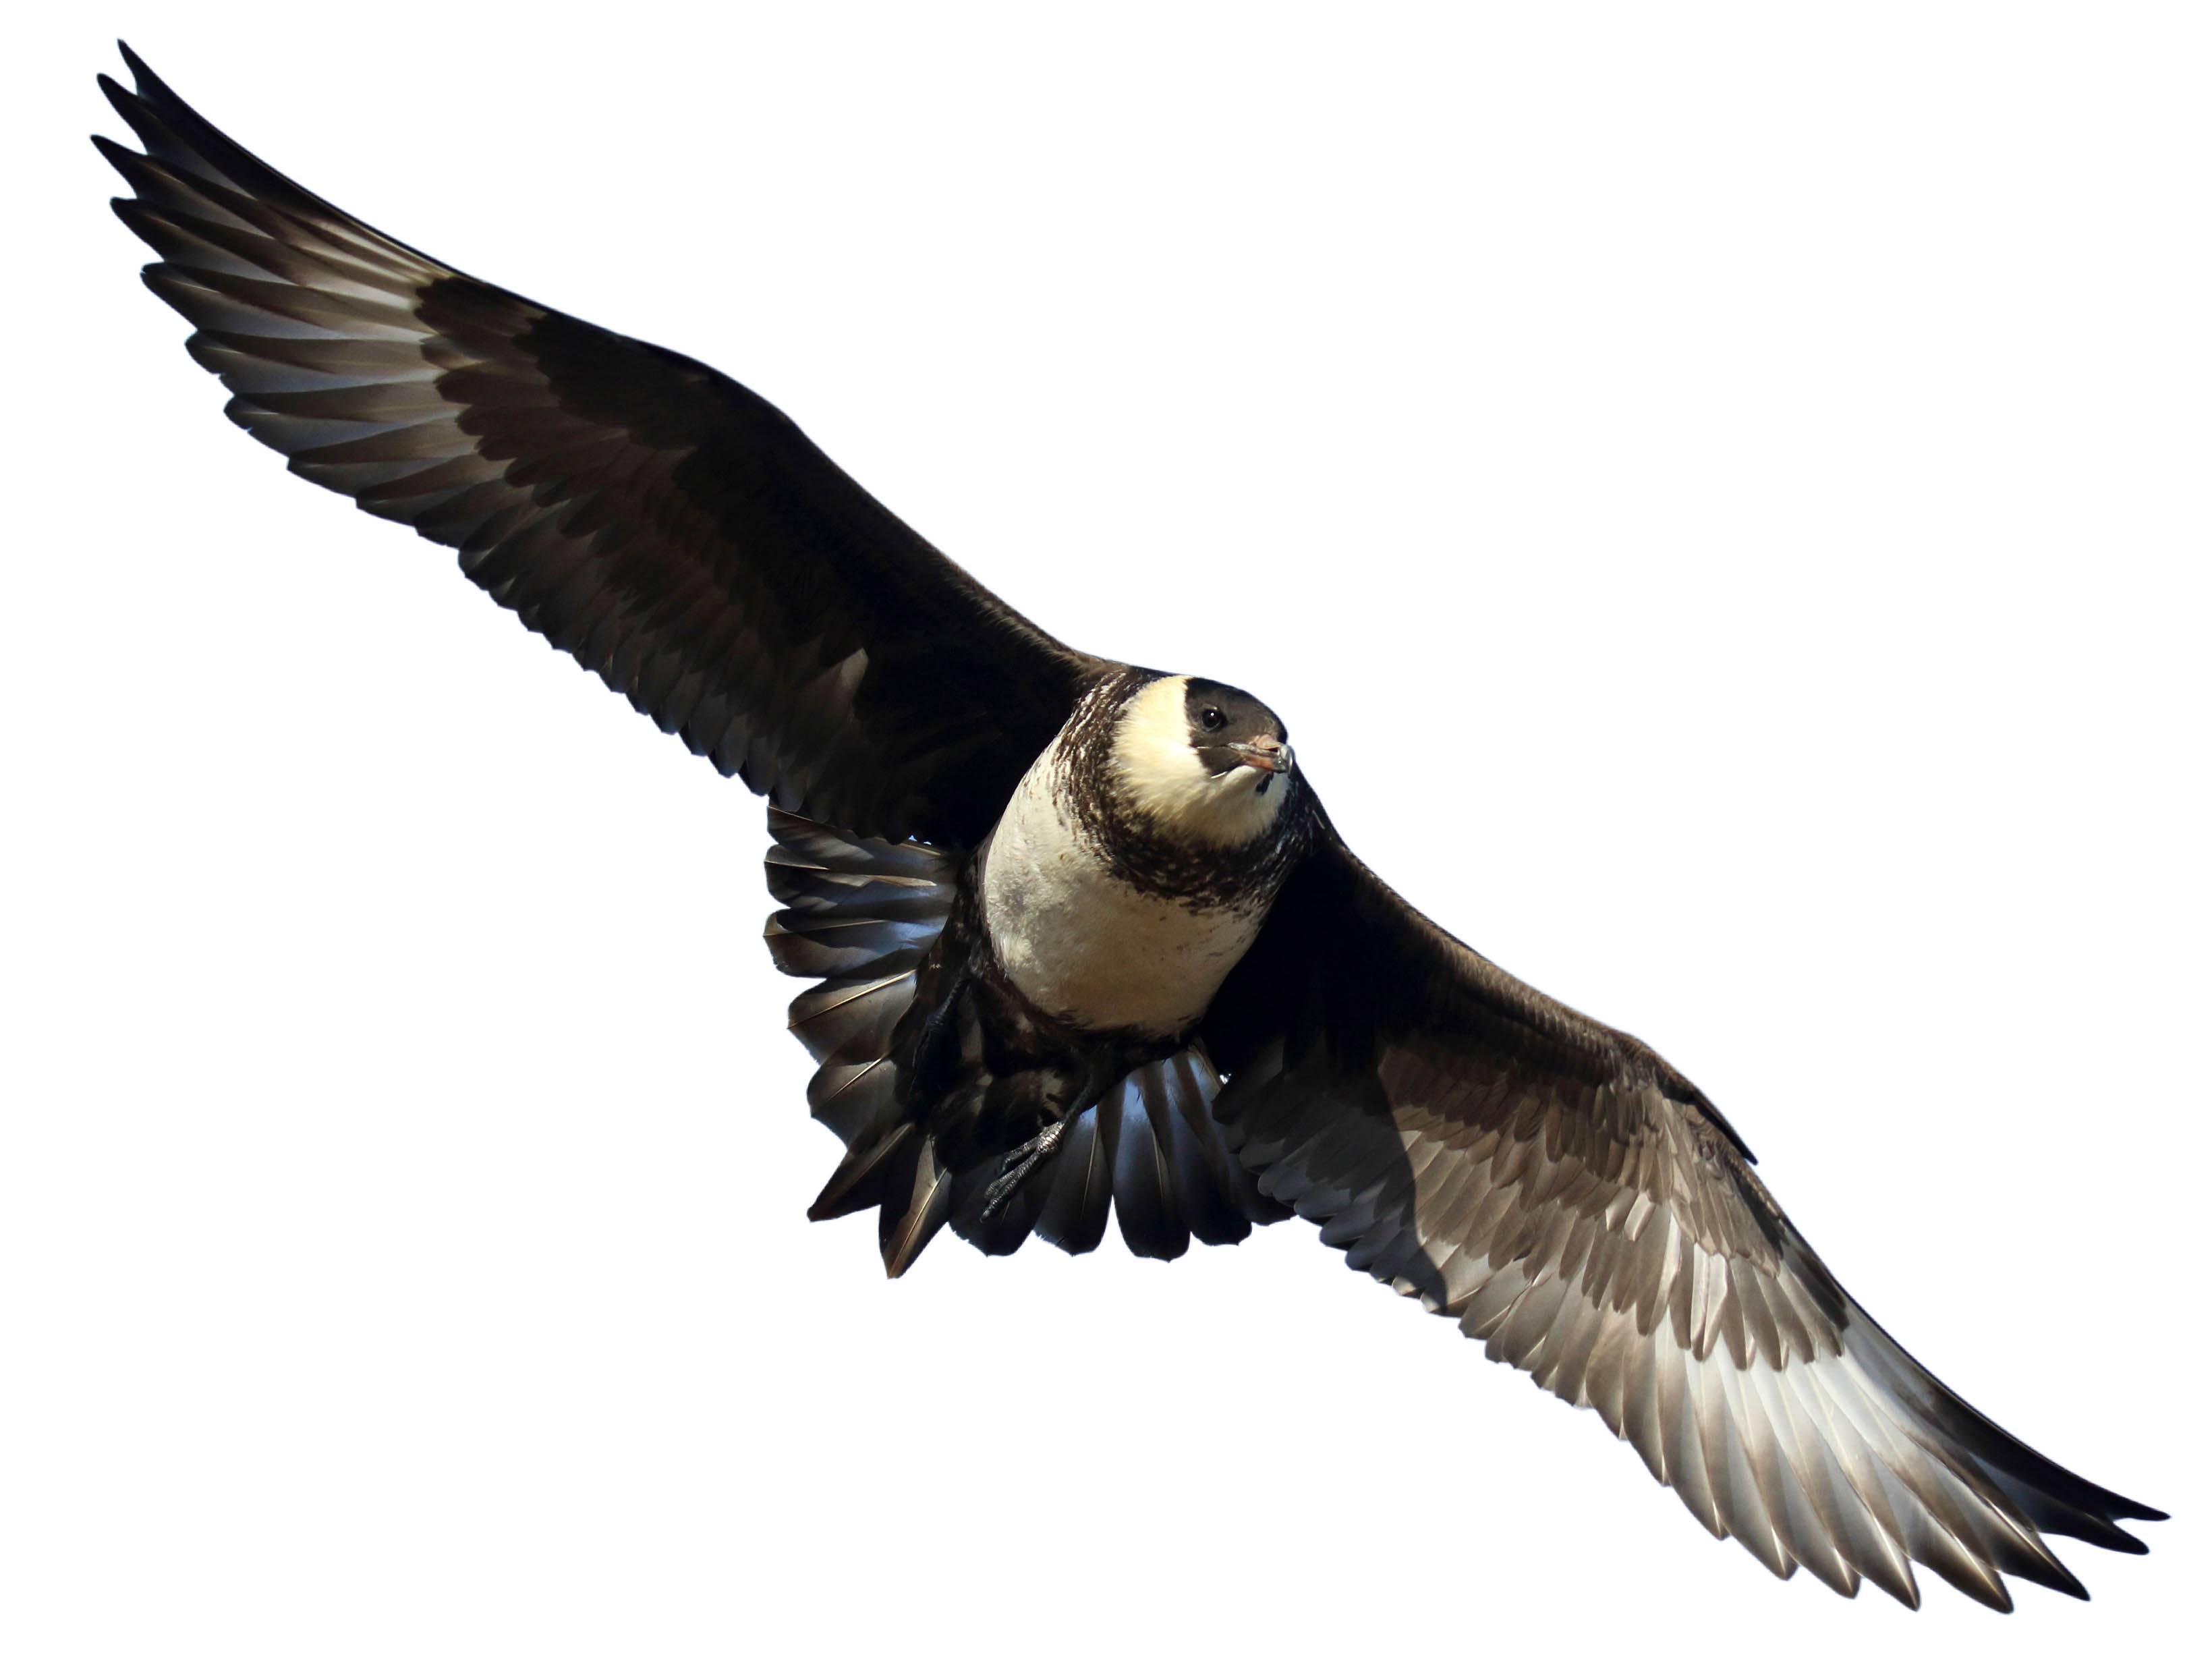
xmin=96 ymin=43 xmax=2161 ymax=1611
xmin=1207 ymin=832 xmax=2162 ymax=1606
xmin=96 ymin=44 xmax=1100 ymax=849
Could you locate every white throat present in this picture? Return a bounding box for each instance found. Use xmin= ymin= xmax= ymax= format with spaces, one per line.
xmin=1108 ymin=675 xmax=1286 ymax=849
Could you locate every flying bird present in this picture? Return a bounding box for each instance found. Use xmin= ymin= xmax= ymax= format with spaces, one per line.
xmin=94 ymin=44 xmax=2161 ymax=1610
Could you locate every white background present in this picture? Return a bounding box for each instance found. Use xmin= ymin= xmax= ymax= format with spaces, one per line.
xmin=5 ymin=5 xmax=2204 ymax=1654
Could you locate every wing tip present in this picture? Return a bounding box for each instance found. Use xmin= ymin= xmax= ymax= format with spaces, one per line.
xmin=94 ymin=70 xmax=136 ymax=130
xmin=117 ymin=40 xmax=165 ymax=103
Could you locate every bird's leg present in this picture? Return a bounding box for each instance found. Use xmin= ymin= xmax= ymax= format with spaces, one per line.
xmin=978 ymin=1119 xmax=1071 ymax=1222
xmin=978 ymin=1065 xmax=1112 ymax=1222
xmin=899 ymin=949 xmax=972 ymax=1107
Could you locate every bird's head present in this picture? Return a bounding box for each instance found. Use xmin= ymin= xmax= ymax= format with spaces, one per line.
xmin=1108 ymin=673 xmax=1294 ymax=847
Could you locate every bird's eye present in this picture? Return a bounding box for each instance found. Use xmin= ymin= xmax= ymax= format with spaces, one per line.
xmin=1199 ymin=707 xmax=1226 ymax=732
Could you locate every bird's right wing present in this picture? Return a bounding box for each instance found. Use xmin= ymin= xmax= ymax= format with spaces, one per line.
xmin=1201 ymin=820 xmax=2162 ymax=1609
xmin=97 ymin=45 xmax=1106 ymax=847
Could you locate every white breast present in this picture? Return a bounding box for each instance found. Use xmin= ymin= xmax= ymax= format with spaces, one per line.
xmin=980 ymin=747 xmax=1265 ymax=1039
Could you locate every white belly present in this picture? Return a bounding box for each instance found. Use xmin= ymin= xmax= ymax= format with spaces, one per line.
xmin=980 ymin=756 xmax=1264 ymax=1038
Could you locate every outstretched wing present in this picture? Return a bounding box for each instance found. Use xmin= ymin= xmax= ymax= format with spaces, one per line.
xmin=1200 ymin=814 xmax=2162 ymax=1610
xmin=96 ymin=45 xmax=1104 ymax=846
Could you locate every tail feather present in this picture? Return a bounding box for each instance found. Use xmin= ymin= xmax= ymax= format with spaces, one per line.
xmin=805 ymin=1056 xmax=901 ymax=1148
xmin=785 ymin=972 xmax=914 ymax=1064
xmin=1154 ymin=1047 xmax=1286 ymax=1245
xmin=1101 ymin=1075 xmax=1179 ymax=1259
xmin=807 ymin=1121 xmax=915 ymax=1222
xmin=880 ymin=1135 xmax=955 ymax=1278
xmin=948 ymin=1053 xmax=1289 ymax=1261
xmin=765 ymin=807 xmax=1286 ymax=1272
xmin=1033 ymin=1106 xmax=1112 ymax=1256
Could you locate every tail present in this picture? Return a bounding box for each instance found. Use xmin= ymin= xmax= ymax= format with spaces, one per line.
xmin=763 ymin=808 xmax=1285 ymax=1274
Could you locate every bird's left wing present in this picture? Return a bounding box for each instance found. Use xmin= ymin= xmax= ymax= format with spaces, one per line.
xmin=1200 ymin=816 xmax=2161 ymax=1609
xmin=96 ymin=46 xmax=1105 ymax=846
